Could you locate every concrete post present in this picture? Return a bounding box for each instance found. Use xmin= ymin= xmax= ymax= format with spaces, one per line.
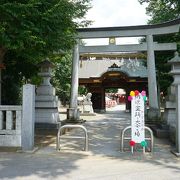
xmin=146 ymin=34 xmax=159 ymax=119
xmin=0 ymin=70 xmax=1 ymax=104
xmin=22 ymin=84 xmax=35 ymax=151
xmin=176 ymin=84 xmax=180 ymax=153
xmin=67 ymin=43 xmax=80 ymax=121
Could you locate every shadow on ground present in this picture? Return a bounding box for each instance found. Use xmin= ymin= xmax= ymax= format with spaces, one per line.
xmin=0 ymin=105 xmax=180 ymax=179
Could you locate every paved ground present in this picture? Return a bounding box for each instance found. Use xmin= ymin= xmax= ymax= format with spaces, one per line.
xmin=0 ymin=105 xmax=180 ymax=180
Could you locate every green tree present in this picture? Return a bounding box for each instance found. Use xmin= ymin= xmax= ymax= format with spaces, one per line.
xmin=139 ymin=0 xmax=180 ymax=23
xmin=106 ymin=88 xmax=118 ymax=93
xmin=139 ymin=0 xmax=180 ymax=95
xmin=52 ymin=54 xmax=89 ymax=106
xmin=2 ymin=50 xmax=39 ymax=104
xmin=52 ymin=53 xmax=72 ymax=106
xmin=78 ymin=85 xmax=88 ymax=95
xmin=0 ymin=0 xmax=91 ymax=104
xmin=0 ymin=0 xmax=91 ymax=62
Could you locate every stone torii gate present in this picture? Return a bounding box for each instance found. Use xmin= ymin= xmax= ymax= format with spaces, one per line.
xmin=68 ymin=18 xmax=180 ymax=122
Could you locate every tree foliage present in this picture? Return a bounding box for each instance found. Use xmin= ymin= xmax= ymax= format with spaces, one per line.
xmin=0 ymin=0 xmax=91 ymax=62
xmin=139 ymin=0 xmax=180 ymax=23
xmin=52 ymin=54 xmax=89 ymax=106
xmin=0 ymin=0 xmax=91 ymax=104
xmin=52 ymin=54 xmax=72 ymax=106
xmin=139 ymin=0 xmax=180 ymax=95
xmin=2 ymin=50 xmax=39 ymax=104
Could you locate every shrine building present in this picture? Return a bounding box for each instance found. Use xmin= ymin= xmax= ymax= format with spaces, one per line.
xmin=79 ymin=52 xmax=148 ymax=112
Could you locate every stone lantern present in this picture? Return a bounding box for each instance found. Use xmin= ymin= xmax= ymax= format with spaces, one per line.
xmin=36 ymin=59 xmax=54 ymax=95
xmin=164 ymin=52 xmax=180 ymax=155
xmin=35 ymin=59 xmax=60 ymax=127
xmin=168 ymin=52 xmax=180 ymax=84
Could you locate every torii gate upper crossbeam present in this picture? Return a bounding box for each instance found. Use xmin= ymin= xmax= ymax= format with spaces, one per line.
xmin=77 ymin=18 xmax=180 ymax=38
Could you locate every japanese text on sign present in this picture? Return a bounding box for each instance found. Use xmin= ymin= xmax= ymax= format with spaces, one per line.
xmin=131 ymin=94 xmax=145 ymax=143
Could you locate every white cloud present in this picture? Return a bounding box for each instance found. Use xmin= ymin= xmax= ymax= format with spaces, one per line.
xmin=83 ymin=0 xmax=149 ymax=45
xmin=86 ymin=0 xmax=149 ymax=27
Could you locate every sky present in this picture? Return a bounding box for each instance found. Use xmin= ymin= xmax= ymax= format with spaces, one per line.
xmin=86 ymin=0 xmax=149 ymax=27
xmin=84 ymin=0 xmax=150 ymax=45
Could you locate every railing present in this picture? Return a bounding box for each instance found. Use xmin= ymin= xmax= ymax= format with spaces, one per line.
xmin=57 ymin=125 xmax=88 ymax=151
xmin=0 ymin=106 xmax=22 ymax=147
xmin=121 ymin=126 xmax=154 ymax=153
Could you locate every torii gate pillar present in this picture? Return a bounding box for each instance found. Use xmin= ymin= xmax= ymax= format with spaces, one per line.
xmin=67 ymin=43 xmax=81 ymax=122
xmin=146 ymin=34 xmax=160 ymax=120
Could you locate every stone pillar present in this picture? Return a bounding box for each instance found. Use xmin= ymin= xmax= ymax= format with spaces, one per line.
xmin=35 ymin=59 xmax=60 ymax=127
xmin=163 ymin=85 xmax=176 ymax=142
xmin=0 ymin=70 xmax=1 ymax=104
xmin=176 ymin=84 xmax=180 ymax=153
xmin=146 ymin=34 xmax=160 ymax=119
xmin=67 ymin=43 xmax=80 ymax=121
xmin=22 ymin=84 xmax=35 ymax=151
